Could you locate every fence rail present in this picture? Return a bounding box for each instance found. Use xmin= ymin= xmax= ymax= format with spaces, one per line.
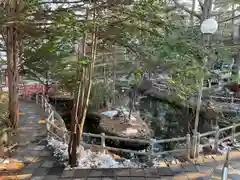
xmin=32 ymin=94 xmax=240 ymax=159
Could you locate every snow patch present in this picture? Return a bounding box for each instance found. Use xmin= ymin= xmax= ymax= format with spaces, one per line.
xmin=47 ymin=137 xmax=140 ymax=169
xmin=100 ymin=110 xmax=118 ymax=119
xmin=101 ymin=108 xmax=137 ymax=121
xmin=47 ymin=137 xmax=68 ymax=161
xmin=121 ymin=128 xmax=138 ymax=135
xmin=76 ymin=150 xmax=139 ymax=169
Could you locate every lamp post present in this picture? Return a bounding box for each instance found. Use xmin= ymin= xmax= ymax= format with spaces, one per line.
xmin=192 ymin=18 xmax=218 ymax=157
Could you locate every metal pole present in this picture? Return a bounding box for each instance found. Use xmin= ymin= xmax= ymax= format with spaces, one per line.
xmin=193 ymin=34 xmax=210 ymax=135
xmin=221 ymin=148 xmax=230 ymax=180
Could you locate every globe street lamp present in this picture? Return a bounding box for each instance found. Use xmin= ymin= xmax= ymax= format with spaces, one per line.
xmin=193 ymin=18 xmax=218 ymax=158
xmin=200 ymin=18 xmax=218 ymax=34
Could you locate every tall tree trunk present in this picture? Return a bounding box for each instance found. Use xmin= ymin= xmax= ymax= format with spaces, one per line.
xmin=190 ymin=0 xmax=196 ymax=25
xmin=112 ymin=46 xmax=116 ymax=106
xmin=68 ymin=7 xmax=89 ymax=167
xmin=231 ymin=4 xmax=240 ymax=85
xmin=45 ymin=72 xmax=48 ymax=95
xmin=79 ymin=21 xmax=98 ymax=137
xmin=68 ymin=39 xmax=86 ymax=167
xmin=6 ymin=8 xmax=19 ymax=129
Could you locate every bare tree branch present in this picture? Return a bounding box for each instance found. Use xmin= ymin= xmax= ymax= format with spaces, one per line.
xmin=172 ymin=0 xmax=201 ymax=19
xmin=219 ymin=14 xmax=240 ymax=24
xmin=197 ymin=0 xmax=204 ymax=10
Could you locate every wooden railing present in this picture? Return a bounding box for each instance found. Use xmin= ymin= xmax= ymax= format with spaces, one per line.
xmin=31 ymin=94 xmax=240 ymax=159
xmin=34 ymin=94 xmax=191 ymax=158
xmin=191 ymin=124 xmax=240 ymax=158
xmin=209 ymin=95 xmax=240 ymax=104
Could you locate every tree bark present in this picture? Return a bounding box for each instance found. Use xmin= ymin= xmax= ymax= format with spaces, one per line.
xmin=190 ymin=0 xmax=196 ymax=25
xmin=231 ymin=4 xmax=240 ymax=84
xmin=79 ymin=23 xmax=98 ymax=137
xmin=6 ymin=15 xmax=19 ymax=129
xmin=201 ymin=0 xmax=213 ymax=22
xmin=68 ymin=7 xmax=89 ymax=167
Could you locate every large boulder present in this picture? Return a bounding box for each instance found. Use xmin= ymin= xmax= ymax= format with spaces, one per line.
xmin=98 ymin=108 xmax=152 ymax=139
xmin=84 ymin=108 xmax=152 ymax=154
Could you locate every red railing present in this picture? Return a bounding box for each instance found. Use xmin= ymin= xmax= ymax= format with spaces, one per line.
xmin=23 ymin=84 xmax=45 ymax=96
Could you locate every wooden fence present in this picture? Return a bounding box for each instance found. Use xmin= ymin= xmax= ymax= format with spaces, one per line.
xmin=33 ymin=94 xmax=240 ymax=159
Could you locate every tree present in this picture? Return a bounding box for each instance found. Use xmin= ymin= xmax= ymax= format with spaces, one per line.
xmin=10 ymin=0 xmax=239 ymax=164
xmin=0 ymin=0 xmax=84 ymax=128
xmin=169 ymin=0 xmax=240 ymax=135
xmin=1 ymin=0 xmax=25 ymax=129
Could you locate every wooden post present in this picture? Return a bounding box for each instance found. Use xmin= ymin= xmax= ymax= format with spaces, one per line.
xmin=196 ymin=133 xmax=200 ymax=158
xmin=208 ymin=79 xmax=211 ymax=88
xmin=44 ymin=100 xmax=47 ymax=112
xmin=36 ymin=94 xmax=39 ymax=104
xmin=148 ymin=139 xmax=155 ymax=160
xmin=41 ymin=95 xmax=44 ymax=108
xmin=231 ymin=95 xmax=234 ymax=104
xmin=186 ymin=134 xmax=191 ymax=159
xmin=151 ymin=139 xmax=155 ymax=155
xmin=101 ymin=133 xmax=106 ymax=154
xmin=214 ymin=127 xmax=220 ymax=153
xmin=51 ymin=111 xmax=54 ymax=123
xmin=48 ymin=105 xmax=51 ymax=114
xmin=42 ymin=97 xmax=45 ymax=109
xmin=191 ymin=133 xmax=197 ymax=159
xmin=63 ymin=132 xmax=68 ymax=144
xmin=46 ymin=115 xmax=50 ymax=132
xmin=231 ymin=123 xmax=236 ymax=144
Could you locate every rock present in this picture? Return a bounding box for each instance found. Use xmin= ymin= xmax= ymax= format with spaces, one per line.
xmin=200 ymin=137 xmax=215 ymax=154
xmin=99 ymin=109 xmax=152 ymax=139
xmin=0 ymin=144 xmax=9 ymax=158
xmin=165 ymin=156 xmax=175 ymax=164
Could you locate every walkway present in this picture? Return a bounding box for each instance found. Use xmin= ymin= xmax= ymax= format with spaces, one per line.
xmin=0 ymin=100 xmax=240 ymax=179
xmin=0 ymin=101 xmax=64 ymax=180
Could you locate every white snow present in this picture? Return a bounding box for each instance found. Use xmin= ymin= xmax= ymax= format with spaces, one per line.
xmin=47 ymin=137 xmax=140 ymax=169
xmin=47 ymin=137 xmax=69 ymax=161
xmin=2 ymin=87 xmax=8 ymax=92
xmin=100 ymin=110 xmax=118 ymax=119
xmin=100 ymin=109 xmax=137 ymax=121
xmin=3 ymin=159 xmax=10 ymax=164
xmin=76 ymin=149 xmax=139 ymax=169
xmin=47 ymin=136 xmax=202 ymax=169
xmin=121 ymin=128 xmax=138 ymax=135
